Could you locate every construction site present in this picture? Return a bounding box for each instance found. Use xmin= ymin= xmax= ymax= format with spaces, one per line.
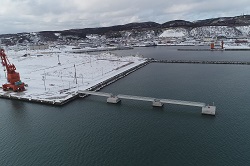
xmin=0 ymin=48 xmax=146 ymax=105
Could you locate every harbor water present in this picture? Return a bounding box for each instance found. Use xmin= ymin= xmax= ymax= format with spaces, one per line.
xmin=1 ymin=46 xmax=250 ymax=165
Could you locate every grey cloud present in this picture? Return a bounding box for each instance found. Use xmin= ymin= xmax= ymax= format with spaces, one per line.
xmin=0 ymin=0 xmax=250 ymax=34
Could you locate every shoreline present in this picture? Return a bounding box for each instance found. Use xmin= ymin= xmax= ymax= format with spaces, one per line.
xmin=66 ymin=46 xmax=133 ymax=53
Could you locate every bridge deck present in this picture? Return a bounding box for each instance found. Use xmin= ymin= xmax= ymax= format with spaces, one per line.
xmin=79 ymin=90 xmax=206 ymax=108
xmin=79 ymin=90 xmax=113 ymax=97
xmin=117 ymin=94 xmax=155 ymax=102
xmin=160 ymin=99 xmax=205 ymax=107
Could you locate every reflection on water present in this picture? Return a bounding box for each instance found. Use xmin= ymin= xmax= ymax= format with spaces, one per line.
xmin=10 ymin=100 xmax=26 ymax=110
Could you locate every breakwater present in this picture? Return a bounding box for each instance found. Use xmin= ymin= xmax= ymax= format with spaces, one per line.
xmin=178 ymin=48 xmax=223 ymax=51
xmin=151 ymin=59 xmax=250 ymax=65
xmin=178 ymin=48 xmax=250 ymax=51
xmin=225 ymin=48 xmax=250 ymax=51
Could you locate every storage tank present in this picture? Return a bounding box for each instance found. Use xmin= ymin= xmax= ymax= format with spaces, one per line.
xmin=210 ymin=43 xmax=215 ymax=49
xmin=221 ymin=40 xmax=224 ymax=49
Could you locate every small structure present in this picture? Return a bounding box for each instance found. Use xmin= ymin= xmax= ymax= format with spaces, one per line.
xmin=202 ymin=106 xmax=216 ymax=115
xmin=107 ymin=96 xmax=121 ymax=103
xmin=152 ymin=99 xmax=164 ymax=107
xmin=210 ymin=43 xmax=215 ymax=49
xmin=210 ymin=40 xmax=224 ymax=50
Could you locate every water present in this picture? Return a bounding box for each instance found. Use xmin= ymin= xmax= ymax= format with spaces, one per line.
xmin=112 ymin=46 xmax=250 ymax=61
xmin=1 ymin=46 xmax=250 ymax=165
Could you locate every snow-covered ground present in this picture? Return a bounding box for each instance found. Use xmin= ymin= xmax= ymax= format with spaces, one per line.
xmin=0 ymin=47 xmax=146 ymax=103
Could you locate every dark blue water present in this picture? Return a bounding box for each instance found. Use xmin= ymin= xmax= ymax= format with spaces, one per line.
xmin=1 ymin=46 xmax=250 ymax=165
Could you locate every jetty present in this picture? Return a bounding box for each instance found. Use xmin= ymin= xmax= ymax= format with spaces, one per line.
xmin=79 ymin=90 xmax=216 ymax=116
xmin=178 ymin=48 xmax=224 ymax=51
xmin=151 ymin=60 xmax=250 ymax=65
xmin=178 ymin=48 xmax=250 ymax=51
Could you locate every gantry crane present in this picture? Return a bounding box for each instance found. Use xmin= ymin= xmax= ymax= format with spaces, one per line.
xmin=0 ymin=49 xmax=25 ymax=92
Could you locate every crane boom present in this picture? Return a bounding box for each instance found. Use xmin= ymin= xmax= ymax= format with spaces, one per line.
xmin=0 ymin=49 xmax=25 ymax=92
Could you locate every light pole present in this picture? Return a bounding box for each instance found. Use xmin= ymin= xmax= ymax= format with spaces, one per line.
xmin=58 ymin=55 xmax=61 ymax=65
xmin=73 ymin=64 xmax=77 ymax=84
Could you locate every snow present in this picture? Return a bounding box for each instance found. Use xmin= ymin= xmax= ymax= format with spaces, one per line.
xmin=54 ymin=33 xmax=61 ymax=37
xmin=158 ymin=26 xmax=250 ymax=39
xmin=159 ymin=28 xmax=187 ymax=38
xmin=224 ymin=44 xmax=250 ymax=49
xmin=0 ymin=47 xmax=146 ymax=103
xmin=86 ymin=34 xmax=100 ymax=39
xmin=235 ymin=26 xmax=250 ymax=36
xmin=190 ymin=26 xmax=240 ymax=38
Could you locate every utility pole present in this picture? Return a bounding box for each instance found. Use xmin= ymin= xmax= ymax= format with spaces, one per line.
xmin=57 ymin=55 xmax=61 ymax=65
xmin=74 ymin=64 xmax=77 ymax=84
xmin=42 ymin=71 xmax=46 ymax=91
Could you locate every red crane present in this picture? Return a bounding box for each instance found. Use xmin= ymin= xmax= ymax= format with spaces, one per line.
xmin=0 ymin=49 xmax=25 ymax=92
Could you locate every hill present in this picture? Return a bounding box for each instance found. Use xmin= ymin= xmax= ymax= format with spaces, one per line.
xmin=1 ymin=15 xmax=250 ymax=45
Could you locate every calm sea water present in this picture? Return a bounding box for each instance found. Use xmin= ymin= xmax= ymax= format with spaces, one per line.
xmin=1 ymin=46 xmax=250 ymax=165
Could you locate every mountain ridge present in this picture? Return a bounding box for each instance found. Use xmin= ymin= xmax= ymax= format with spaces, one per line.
xmin=1 ymin=15 xmax=250 ymax=45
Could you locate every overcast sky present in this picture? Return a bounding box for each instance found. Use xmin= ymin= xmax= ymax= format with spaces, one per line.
xmin=0 ymin=0 xmax=250 ymax=34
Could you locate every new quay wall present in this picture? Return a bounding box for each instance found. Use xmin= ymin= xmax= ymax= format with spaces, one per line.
xmin=0 ymin=61 xmax=150 ymax=106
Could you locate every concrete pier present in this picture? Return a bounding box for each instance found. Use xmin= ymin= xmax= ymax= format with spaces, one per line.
xmin=79 ymin=90 xmax=216 ymax=116
xmin=152 ymin=99 xmax=164 ymax=107
xmin=107 ymin=96 xmax=121 ymax=104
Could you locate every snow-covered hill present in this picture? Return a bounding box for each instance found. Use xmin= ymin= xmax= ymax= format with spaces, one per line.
xmin=1 ymin=15 xmax=250 ymax=45
xmin=235 ymin=26 xmax=250 ymax=36
xmin=159 ymin=28 xmax=188 ymax=38
xmin=159 ymin=26 xmax=250 ymax=38
xmin=189 ymin=26 xmax=242 ymax=38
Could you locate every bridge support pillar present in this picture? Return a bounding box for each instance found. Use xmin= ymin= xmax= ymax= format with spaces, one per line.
xmin=202 ymin=106 xmax=216 ymax=116
xmin=152 ymin=100 xmax=164 ymax=107
xmin=107 ymin=96 xmax=121 ymax=104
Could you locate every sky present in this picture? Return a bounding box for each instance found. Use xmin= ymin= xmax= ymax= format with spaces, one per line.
xmin=0 ymin=0 xmax=250 ymax=34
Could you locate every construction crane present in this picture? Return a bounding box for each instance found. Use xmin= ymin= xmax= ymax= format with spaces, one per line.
xmin=0 ymin=49 xmax=25 ymax=92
